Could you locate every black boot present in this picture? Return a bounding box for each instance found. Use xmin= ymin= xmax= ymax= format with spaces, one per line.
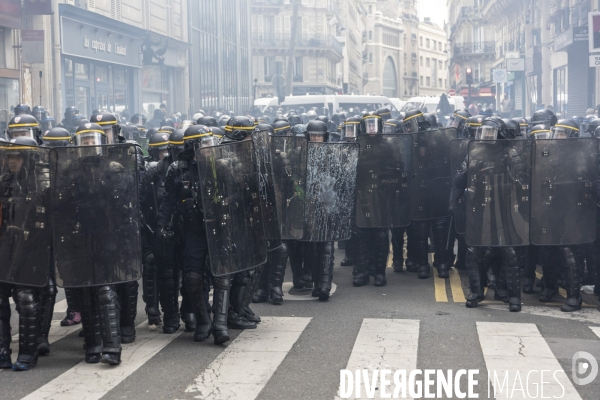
xmin=504 ymin=248 xmax=522 ymax=312
xmin=180 ymin=278 xmax=197 ymax=332
xmin=80 ymin=288 xmax=102 ymax=363
xmin=37 ymin=277 xmax=57 ymax=356
xmin=160 ymin=266 xmax=181 ymax=334
xmin=268 ymin=244 xmax=287 ymax=305
xmin=353 ymin=229 xmax=370 ymax=287
xmin=315 ymin=242 xmax=334 ymax=301
xmin=0 ymin=293 xmax=11 ymax=368
xmin=561 ymin=247 xmax=582 ymax=312
xmin=142 ymin=253 xmax=162 ymax=328
xmin=539 ymin=247 xmax=559 ymax=302
xmin=95 ymin=286 xmax=121 ymax=366
xmin=391 ymin=228 xmax=405 ymax=273
xmin=212 ymin=276 xmax=232 ymax=344
xmin=252 ymin=263 xmax=269 ymax=303
xmin=465 ymin=247 xmax=485 ymax=308
xmin=12 ymin=289 xmax=40 ymax=371
xmin=288 ymin=241 xmax=312 ymax=288
xmin=184 ymin=271 xmax=212 ymax=341
xmin=373 ymin=229 xmax=389 ymax=286
xmin=117 ymin=281 xmax=138 ymax=343
xmin=436 ymin=263 xmax=450 ymax=279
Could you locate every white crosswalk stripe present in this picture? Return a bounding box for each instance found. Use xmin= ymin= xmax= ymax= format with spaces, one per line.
xmin=335 ymin=319 xmax=420 ymax=400
xmin=477 ymin=322 xmax=582 ymax=400
xmin=22 ymin=320 xmax=184 ymax=400
xmin=182 ymin=316 xmax=311 ymax=400
xmin=590 ymin=326 xmax=600 ymax=339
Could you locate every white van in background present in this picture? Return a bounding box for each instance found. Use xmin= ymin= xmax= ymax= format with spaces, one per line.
xmin=402 ymin=95 xmax=465 ymax=115
xmin=253 ymin=94 xmax=398 ymax=116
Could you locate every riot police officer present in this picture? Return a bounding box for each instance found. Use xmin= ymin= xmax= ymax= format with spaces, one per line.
xmin=5 ymin=115 xmax=42 ymax=144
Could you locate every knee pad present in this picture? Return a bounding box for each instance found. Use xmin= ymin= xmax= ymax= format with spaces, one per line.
xmin=96 ymin=286 xmax=118 ymax=305
xmin=15 ymin=289 xmax=38 ymax=316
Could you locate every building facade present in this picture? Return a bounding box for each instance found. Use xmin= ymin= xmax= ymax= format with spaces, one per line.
xmin=336 ymin=0 xmax=366 ymax=95
xmin=250 ymin=0 xmax=344 ymax=98
xmin=0 ymin=0 xmax=23 ymax=132
xmin=399 ymin=0 xmax=419 ymax=99
xmin=189 ymin=0 xmax=252 ymax=114
xmin=417 ymin=18 xmax=448 ymax=97
xmin=362 ymin=4 xmax=403 ymax=98
xmin=447 ymin=0 xmax=495 ymax=107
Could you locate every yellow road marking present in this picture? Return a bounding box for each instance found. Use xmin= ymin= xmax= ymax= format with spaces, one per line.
xmin=449 ymin=268 xmax=466 ymax=303
xmin=433 ymin=274 xmax=448 ymax=302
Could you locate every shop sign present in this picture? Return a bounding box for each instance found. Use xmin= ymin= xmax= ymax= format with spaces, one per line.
xmin=0 ymin=0 xmax=22 ymax=29
xmin=22 ymin=30 xmax=44 ymax=63
xmin=61 ymin=16 xmax=142 ymax=68
xmin=589 ymin=54 xmax=600 ymax=68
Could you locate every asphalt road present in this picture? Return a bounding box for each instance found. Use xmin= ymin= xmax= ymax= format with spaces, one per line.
xmin=2 ymin=247 xmax=600 ymax=400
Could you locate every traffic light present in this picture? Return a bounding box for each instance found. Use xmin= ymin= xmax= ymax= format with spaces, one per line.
xmin=465 ymin=67 xmax=473 ymax=85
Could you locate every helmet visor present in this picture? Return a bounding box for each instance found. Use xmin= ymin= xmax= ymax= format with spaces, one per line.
xmin=76 ymin=132 xmax=104 ymax=147
xmin=365 ymin=118 xmax=379 ymax=135
xmin=520 ymin=125 xmax=528 ymax=137
xmin=550 ymin=126 xmax=569 ymax=139
xmin=451 ymin=117 xmax=462 ymax=129
xmin=475 ymin=125 xmax=498 ymax=140
xmin=7 ymin=127 xmax=35 ymax=140
xmin=33 ymin=110 xmax=45 ymax=121
xmin=308 ymin=132 xmax=325 ymax=142
xmin=533 ymin=130 xmax=551 ymax=140
xmin=383 ymin=123 xmax=395 ymax=135
xmin=403 ymin=118 xmax=419 ymax=134
xmin=200 ymin=136 xmax=219 ymax=148
xmin=344 ymin=124 xmax=358 ymax=141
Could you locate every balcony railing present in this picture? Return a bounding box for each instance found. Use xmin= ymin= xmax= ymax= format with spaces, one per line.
xmin=252 ymin=32 xmax=343 ymax=56
xmin=453 ymin=41 xmax=495 ymax=57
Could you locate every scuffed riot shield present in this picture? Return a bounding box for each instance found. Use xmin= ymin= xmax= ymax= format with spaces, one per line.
xmin=50 ymin=145 xmax=142 ymax=287
xmin=303 ymin=142 xmax=359 ymax=241
xmin=196 ymin=140 xmax=267 ymax=276
xmin=530 ymin=138 xmax=597 ymax=245
xmin=466 ymin=140 xmax=531 ymax=247
xmin=355 ymin=134 xmax=412 ymax=228
xmin=270 ymin=136 xmax=308 ymax=240
xmin=410 ymin=128 xmax=457 ymax=220
xmin=0 ymin=144 xmax=51 ymax=287
xmin=450 ymin=139 xmax=470 ymax=235
xmin=251 ymin=131 xmax=282 ymax=249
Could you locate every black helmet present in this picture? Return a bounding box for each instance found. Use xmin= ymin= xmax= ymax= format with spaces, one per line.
xmin=41 ymin=127 xmax=72 ymax=147
xmin=74 ymin=122 xmax=106 ymax=146
xmin=315 ymin=115 xmax=330 ymax=128
xmin=148 ymin=131 xmax=171 ymax=162
xmin=465 ymin=115 xmax=484 ymax=139
xmin=306 ymin=120 xmax=328 ymax=142
xmin=255 ymin=123 xmax=275 ymax=136
xmin=481 ymin=108 xmax=493 ymax=117
xmin=343 ymin=116 xmax=361 ymax=141
xmin=273 ymin=120 xmax=292 ymax=136
xmin=161 ymin=118 xmax=175 ymax=128
xmin=503 ymin=119 xmax=520 ymax=139
xmin=531 ymin=109 xmax=558 ymax=128
xmin=383 ymin=119 xmax=404 ymax=134
xmin=32 ymin=106 xmax=46 ymax=122
xmin=476 ymin=116 xmax=508 ymax=140
xmin=157 ymin=126 xmax=176 ymax=136
xmin=224 ymin=116 xmax=255 ymax=141
xmin=198 ymin=116 xmax=218 ymax=127
xmin=41 ymin=117 xmax=57 ymax=133
xmin=130 ymin=113 xmax=147 ymax=125
xmin=306 ymin=110 xmax=318 ymax=121
xmin=551 ymin=119 xmax=579 ymax=139
xmin=585 ymin=118 xmax=600 ymax=134
xmin=218 ymin=115 xmax=231 ymax=129
xmin=376 ymin=107 xmax=392 ymax=121
xmin=530 ymin=124 xmax=551 ymax=140
xmin=360 ymin=114 xmax=383 ymax=135
xmin=90 ymin=112 xmax=121 ymax=144
xmin=183 ymin=125 xmax=217 ymax=155
xmin=423 ymin=113 xmax=437 ymax=129
xmin=403 ymin=109 xmax=429 ymax=133
xmin=288 ymin=115 xmax=303 ymax=126
xmin=68 ymin=114 xmax=88 ymax=128
xmin=209 ymin=127 xmax=224 ymax=140
xmin=168 ymin=128 xmax=185 ymax=160
xmin=14 ymin=104 xmax=31 ymax=116
xmin=134 ymin=124 xmax=147 ymax=140
xmin=3 ymin=136 xmax=39 ymax=178
xmin=6 ymin=114 xmax=41 ymax=142
xmin=511 ymin=117 xmax=529 ymax=137
xmin=64 ymin=106 xmax=79 ymax=121
xmin=146 ymin=127 xmax=159 ymax=141
xmin=449 ymin=109 xmax=471 ymax=130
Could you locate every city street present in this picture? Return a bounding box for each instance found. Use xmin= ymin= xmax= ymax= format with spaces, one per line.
xmin=2 ymin=247 xmax=600 ymax=400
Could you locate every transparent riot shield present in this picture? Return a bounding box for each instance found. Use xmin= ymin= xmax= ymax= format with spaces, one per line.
xmin=355 ymin=134 xmax=412 ymax=228
xmin=530 ymin=138 xmax=597 ymax=245
xmin=410 ymin=128 xmax=457 ymax=220
xmin=466 ymin=140 xmax=531 ymax=247
xmin=450 ymin=139 xmax=470 ymax=235
xmin=270 ymin=136 xmax=308 ymax=240
xmin=303 ymin=142 xmax=359 ymax=242
xmin=196 ymin=140 xmax=268 ymax=276
xmin=0 ymin=144 xmax=51 ymax=287
xmin=50 ymin=144 xmax=142 ymax=287
xmin=251 ymin=130 xmax=282 ymax=249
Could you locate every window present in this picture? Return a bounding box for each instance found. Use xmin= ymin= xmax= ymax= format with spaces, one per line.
xmin=439 ymin=78 xmax=443 ymax=87
xmin=420 ymin=36 xmax=423 ymax=47
xmin=426 ymin=38 xmax=430 ymax=48
xmin=295 ymin=56 xmax=303 ymax=78
xmin=439 ymin=60 xmax=443 ymax=69
xmin=420 ymin=76 xmax=423 ymax=85
xmin=426 ymin=77 xmax=430 ymax=86
xmin=369 ymin=5 xmax=372 ymax=14
xmin=426 ymin=58 xmax=430 ymax=67
xmin=369 ymin=31 xmax=372 ymax=40
xmin=0 ymin=29 xmax=5 ymax=69
xmin=369 ymin=53 xmax=373 ymax=63
xmin=75 ymin=63 xmax=89 ymax=80
xmin=420 ymin=56 xmax=423 ymax=66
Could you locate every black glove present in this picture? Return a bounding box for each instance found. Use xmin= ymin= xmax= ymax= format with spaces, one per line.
xmin=156 ymin=227 xmax=175 ymax=241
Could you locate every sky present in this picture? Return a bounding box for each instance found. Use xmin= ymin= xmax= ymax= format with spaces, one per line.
xmin=418 ymin=0 xmax=448 ymax=28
